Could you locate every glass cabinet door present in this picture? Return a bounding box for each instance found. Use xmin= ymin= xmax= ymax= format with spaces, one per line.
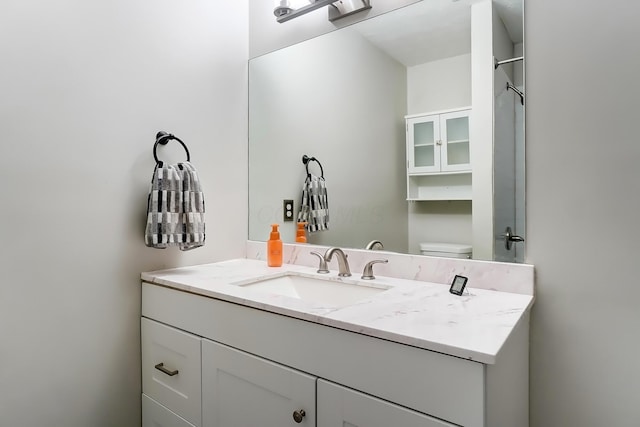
xmin=405 ymin=109 xmax=472 ymax=201
xmin=408 ymin=115 xmax=440 ymax=173
xmin=440 ymin=111 xmax=470 ymax=171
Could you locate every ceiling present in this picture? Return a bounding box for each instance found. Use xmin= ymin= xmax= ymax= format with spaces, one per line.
xmin=353 ymin=0 xmax=523 ymax=66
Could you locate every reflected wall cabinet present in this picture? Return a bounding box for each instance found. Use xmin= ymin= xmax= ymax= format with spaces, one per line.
xmin=406 ymin=108 xmax=471 ymax=200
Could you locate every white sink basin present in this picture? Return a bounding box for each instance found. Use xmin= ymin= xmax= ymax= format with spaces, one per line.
xmin=239 ymin=274 xmax=389 ymax=307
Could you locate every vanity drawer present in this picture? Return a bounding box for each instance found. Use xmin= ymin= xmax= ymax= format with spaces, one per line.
xmin=142 ymin=318 xmax=202 ymax=427
xmin=142 ymin=394 xmax=196 ymax=427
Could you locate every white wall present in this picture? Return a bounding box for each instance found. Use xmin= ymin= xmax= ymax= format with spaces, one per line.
xmin=526 ymin=0 xmax=640 ymax=425
xmin=407 ymin=54 xmax=472 ymax=114
xmin=407 ymin=201 xmax=472 ymax=254
xmin=0 ymin=1 xmax=248 ymax=426
xmin=470 ymin=0 xmax=495 ymax=260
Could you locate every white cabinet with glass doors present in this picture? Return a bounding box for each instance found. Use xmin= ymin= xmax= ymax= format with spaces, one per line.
xmin=406 ymin=108 xmax=471 ymax=200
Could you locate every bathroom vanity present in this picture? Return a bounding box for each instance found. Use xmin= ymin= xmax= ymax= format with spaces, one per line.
xmin=141 ymin=249 xmax=533 ymax=427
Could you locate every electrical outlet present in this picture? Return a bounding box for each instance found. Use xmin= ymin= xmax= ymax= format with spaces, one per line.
xmin=283 ymin=199 xmax=294 ymax=222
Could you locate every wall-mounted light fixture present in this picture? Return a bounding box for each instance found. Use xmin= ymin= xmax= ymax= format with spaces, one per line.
xmin=274 ymin=0 xmax=372 ymax=24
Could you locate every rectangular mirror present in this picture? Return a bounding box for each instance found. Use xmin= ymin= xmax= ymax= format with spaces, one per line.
xmin=249 ymin=0 xmax=524 ymax=262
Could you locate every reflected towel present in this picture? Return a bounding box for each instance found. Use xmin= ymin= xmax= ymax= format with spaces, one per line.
xmin=145 ymin=161 xmax=205 ymax=250
xmin=297 ymin=173 xmax=328 ymax=233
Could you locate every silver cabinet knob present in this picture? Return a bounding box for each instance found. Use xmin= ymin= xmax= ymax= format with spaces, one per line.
xmin=292 ymin=409 xmax=306 ymax=423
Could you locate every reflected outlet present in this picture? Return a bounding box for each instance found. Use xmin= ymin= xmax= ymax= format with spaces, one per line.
xmin=283 ymin=199 xmax=294 ymax=222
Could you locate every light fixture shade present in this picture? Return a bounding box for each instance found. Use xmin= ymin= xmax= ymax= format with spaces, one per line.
xmin=275 ymin=0 xmax=372 ymax=23
xmin=273 ymin=0 xmax=292 ymax=17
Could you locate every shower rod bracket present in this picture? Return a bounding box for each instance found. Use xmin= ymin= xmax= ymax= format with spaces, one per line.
xmin=506 ymin=82 xmax=525 ymax=106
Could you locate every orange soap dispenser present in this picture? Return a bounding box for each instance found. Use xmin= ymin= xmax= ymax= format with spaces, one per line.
xmin=295 ymin=222 xmax=307 ymax=243
xmin=267 ymin=223 xmax=283 ymax=267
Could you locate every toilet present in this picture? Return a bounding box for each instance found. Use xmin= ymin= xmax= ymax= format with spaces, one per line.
xmin=419 ymin=242 xmax=472 ymax=259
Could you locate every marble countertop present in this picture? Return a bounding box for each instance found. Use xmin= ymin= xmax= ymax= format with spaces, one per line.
xmin=141 ymin=258 xmax=534 ymax=364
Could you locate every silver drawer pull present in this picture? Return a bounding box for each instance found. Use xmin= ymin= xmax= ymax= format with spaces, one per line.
xmin=155 ymin=362 xmax=179 ymax=376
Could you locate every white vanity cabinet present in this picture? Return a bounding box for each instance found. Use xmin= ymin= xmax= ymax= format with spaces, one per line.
xmin=317 ymin=380 xmax=456 ymax=427
xmin=201 ymin=339 xmax=316 ymax=427
xmin=141 ymin=281 xmax=529 ymax=427
xmin=142 ymin=394 xmax=196 ymax=427
xmin=406 ymin=108 xmax=472 ymax=200
xmin=141 ymin=318 xmax=202 ymax=427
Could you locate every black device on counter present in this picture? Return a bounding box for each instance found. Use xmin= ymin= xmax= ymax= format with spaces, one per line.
xmin=449 ymin=275 xmax=468 ymax=296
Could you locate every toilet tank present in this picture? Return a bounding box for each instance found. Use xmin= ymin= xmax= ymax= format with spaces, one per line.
xmin=419 ymin=243 xmax=472 ymax=259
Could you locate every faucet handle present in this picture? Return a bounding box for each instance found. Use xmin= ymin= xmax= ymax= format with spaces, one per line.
xmin=361 ymin=259 xmax=388 ymax=280
xmin=310 ymin=251 xmax=329 ymax=274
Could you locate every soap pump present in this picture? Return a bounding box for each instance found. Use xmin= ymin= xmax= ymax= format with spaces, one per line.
xmin=267 ymin=223 xmax=283 ymax=267
xmin=295 ymin=222 xmax=307 ymax=243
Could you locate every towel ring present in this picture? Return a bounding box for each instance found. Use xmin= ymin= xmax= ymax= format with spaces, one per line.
xmin=153 ymin=131 xmax=191 ymax=164
xmin=302 ymin=154 xmax=324 ymax=178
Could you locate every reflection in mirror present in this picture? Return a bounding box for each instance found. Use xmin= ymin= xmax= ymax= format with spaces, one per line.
xmin=249 ymin=0 xmax=524 ymax=262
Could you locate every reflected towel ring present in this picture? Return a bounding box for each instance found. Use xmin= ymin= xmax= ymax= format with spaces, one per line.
xmin=153 ymin=131 xmax=191 ymax=164
xmin=302 ymin=154 xmax=324 ymax=178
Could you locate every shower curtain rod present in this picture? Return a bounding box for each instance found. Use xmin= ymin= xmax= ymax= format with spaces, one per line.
xmin=495 ymin=56 xmax=524 ymax=69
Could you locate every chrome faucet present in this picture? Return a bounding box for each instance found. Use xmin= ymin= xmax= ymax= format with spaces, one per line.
xmin=323 ymin=247 xmax=351 ymax=277
xmin=365 ymin=239 xmax=384 ymax=250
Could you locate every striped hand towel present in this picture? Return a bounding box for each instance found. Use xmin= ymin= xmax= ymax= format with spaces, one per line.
xmin=297 ymin=173 xmax=329 ymax=233
xmin=145 ymin=161 xmax=205 ymax=250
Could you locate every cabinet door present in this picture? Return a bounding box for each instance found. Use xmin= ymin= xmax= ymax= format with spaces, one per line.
xmin=407 ymin=114 xmax=440 ymax=173
xmin=317 ymin=380 xmax=456 ymax=427
xmin=143 ymin=394 xmax=196 ymax=427
xmin=202 ymin=339 xmax=316 ymax=427
xmin=440 ymin=110 xmax=471 ymax=172
xmin=142 ymin=318 xmax=202 ymax=427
